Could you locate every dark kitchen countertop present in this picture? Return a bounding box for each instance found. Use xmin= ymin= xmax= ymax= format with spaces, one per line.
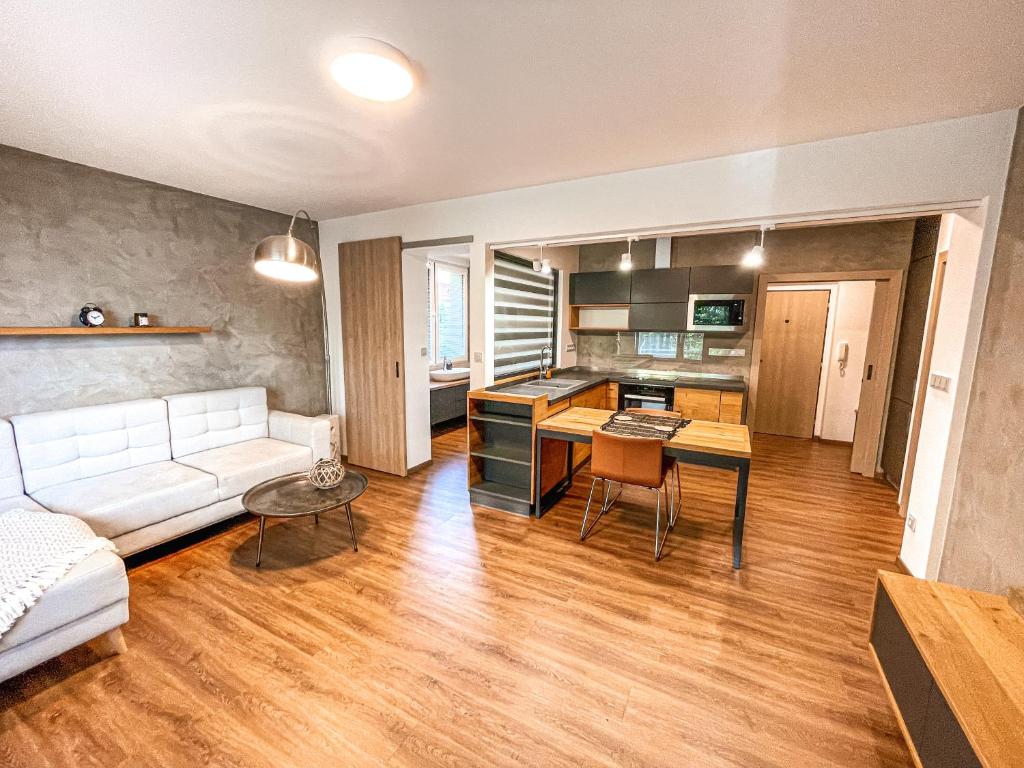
xmin=488 ymin=367 xmax=746 ymax=405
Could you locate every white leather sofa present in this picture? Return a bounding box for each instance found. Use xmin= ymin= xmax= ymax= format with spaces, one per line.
xmin=1 ymin=387 xmax=329 ymax=682
xmin=0 ymin=418 xmax=129 ymax=683
xmin=10 ymin=386 xmax=331 ymax=555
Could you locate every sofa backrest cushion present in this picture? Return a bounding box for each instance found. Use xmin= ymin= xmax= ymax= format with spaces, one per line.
xmin=0 ymin=419 xmax=26 ymax=499
xmin=164 ymin=387 xmax=269 ymax=458
xmin=11 ymin=399 xmax=171 ymax=494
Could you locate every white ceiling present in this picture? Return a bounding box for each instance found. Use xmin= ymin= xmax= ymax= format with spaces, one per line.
xmin=2 ymin=1 xmax=1023 ymax=219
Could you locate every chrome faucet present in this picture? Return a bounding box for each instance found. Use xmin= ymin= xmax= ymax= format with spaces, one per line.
xmin=539 ymin=345 xmax=552 ymax=379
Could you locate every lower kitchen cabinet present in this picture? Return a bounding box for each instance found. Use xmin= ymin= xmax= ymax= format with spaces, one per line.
xmin=674 ymin=387 xmax=745 ymax=423
xmin=569 ymin=384 xmax=605 ymax=469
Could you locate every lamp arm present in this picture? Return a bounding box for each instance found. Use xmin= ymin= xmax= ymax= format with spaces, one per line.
xmin=288 ymin=209 xmax=333 ymax=417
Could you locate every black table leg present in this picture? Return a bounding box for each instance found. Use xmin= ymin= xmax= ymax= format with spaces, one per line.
xmin=533 ymin=430 xmax=544 ymax=517
xmin=256 ymin=515 xmax=266 ymax=567
xmin=732 ymin=460 xmax=750 ymax=569
xmin=345 ymin=502 xmax=358 ymax=551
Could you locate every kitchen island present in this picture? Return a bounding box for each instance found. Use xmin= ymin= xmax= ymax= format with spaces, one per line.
xmin=467 ymin=369 xmax=749 ymax=524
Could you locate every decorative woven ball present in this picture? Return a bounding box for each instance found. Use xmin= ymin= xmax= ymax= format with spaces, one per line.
xmin=308 ymin=458 xmax=345 ymax=489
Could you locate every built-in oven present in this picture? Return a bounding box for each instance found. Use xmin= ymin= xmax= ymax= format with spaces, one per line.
xmin=618 ymin=381 xmax=675 ymax=412
xmin=686 ymin=294 xmax=751 ymax=333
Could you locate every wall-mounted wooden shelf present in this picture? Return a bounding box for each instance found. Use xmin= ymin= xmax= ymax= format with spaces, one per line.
xmin=0 ymin=326 xmax=211 ymax=336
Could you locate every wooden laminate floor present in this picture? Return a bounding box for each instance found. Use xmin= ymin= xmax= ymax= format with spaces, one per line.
xmin=0 ymin=430 xmax=911 ymax=767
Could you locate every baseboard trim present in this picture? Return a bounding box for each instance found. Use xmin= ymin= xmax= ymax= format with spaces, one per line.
xmin=895 ymin=556 xmax=912 ymax=576
xmin=408 ymin=459 xmax=432 ymax=474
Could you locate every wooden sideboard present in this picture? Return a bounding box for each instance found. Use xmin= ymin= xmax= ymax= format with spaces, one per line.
xmin=869 ymin=571 xmax=1024 ymax=768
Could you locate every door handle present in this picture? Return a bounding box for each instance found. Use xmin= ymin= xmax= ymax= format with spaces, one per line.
xmin=866 ymin=364 xmax=873 ymax=381
xmin=395 ymin=362 xmax=400 ymax=378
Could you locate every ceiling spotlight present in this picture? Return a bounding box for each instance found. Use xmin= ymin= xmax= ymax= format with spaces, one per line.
xmin=743 ymin=225 xmax=771 ymax=268
xmin=541 ymin=259 xmax=552 ymax=275
xmin=620 ymin=236 xmax=636 ymax=271
xmin=532 ymin=260 xmax=542 ymax=272
xmin=330 ymin=38 xmax=414 ymax=102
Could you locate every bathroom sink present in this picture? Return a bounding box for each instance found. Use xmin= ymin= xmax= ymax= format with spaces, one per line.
xmin=430 ymin=367 xmax=471 ymax=382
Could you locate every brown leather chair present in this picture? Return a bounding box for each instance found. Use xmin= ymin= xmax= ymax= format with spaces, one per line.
xmin=625 ymin=408 xmax=682 ymax=510
xmin=581 ymin=430 xmax=680 ymax=560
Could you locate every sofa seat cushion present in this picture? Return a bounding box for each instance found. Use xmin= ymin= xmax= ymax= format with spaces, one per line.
xmin=175 ymin=438 xmax=313 ymax=499
xmin=30 ymin=461 xmax=218 ymax=539
xmin=0 ymin=549 xmax=128 ymax=652
xmin=0 ymin=494 xmax=49 ymax=514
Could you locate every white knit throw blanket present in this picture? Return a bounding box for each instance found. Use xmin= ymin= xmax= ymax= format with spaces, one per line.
xmin=0 ymin=508 xmax=115 ymax=639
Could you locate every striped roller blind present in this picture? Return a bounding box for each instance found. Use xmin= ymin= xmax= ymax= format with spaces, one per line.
xmin=493 ymin=251 xmax=558 ymax=379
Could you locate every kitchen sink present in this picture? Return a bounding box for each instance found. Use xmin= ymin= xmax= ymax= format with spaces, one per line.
xmin=523 ymin=378 xmax=587 ymax=389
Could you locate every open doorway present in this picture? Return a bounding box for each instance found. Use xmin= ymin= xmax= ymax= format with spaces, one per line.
xmin=749 ymin=270 xmax=904 ymax=477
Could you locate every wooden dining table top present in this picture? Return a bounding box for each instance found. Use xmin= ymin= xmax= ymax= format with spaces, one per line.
xmin=536 ymin=407 xmax=752 ymax=459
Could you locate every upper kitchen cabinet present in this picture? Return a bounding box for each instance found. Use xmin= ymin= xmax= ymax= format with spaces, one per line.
xmin=629 ymin=267 xmax=690 ymax=303
xmin=569 ymin=270 xmax=632 ymax=304
xmin=690 ymin=265 xmax=756 ymax=294
xmin=628 ymin=302 xmax=688 ymax=331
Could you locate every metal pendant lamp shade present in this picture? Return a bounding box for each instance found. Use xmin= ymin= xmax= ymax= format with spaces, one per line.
xmin=252 ymin=209 xmax=334 ymax=415
xmin=253 ymin=233 xmax=319 ymax=282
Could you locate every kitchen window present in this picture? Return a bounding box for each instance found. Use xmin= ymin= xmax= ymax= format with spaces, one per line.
xmin=493 ymin=252 xmax=558 ymax=379
xmin=637 ymin=332 xmax=678 ymax=359
xmin=427 ymin=260 xmax=469 ymax=367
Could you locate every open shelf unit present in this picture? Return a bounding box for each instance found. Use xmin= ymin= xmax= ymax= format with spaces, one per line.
xmin=568 ymin=304 xmax=629 ymax=332
xmin=0 ymin=326 xmax=211 ymax=336
xmin=467 ymin=397 xmax=535 ymax=515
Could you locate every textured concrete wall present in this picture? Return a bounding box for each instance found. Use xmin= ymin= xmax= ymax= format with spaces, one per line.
xmin=575 ymin=221 xmax=916 ymax=378
xmin=939 ymin=110 xmax=1024 ymax=594
xmin=881 ymin=217 xmax=940 ymax=487
xmin=0 ymin=145 xmax=326 ymax=417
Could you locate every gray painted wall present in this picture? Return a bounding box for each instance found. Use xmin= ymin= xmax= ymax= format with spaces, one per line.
xmin=575 ymin=221 xmax=916 ymax=380
xmin=881 ymin=217 xmax=940 ymax=487
xmin=939 ymin=109 xmax=1024 ymax=594
xmin=0 ymin=145 xmax=326 ymax=417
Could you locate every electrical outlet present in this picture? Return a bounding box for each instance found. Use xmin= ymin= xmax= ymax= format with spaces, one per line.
xmin=709 ymin=348 xmax=745 ymax=357
xmin=565 ymin=342 xmax=576 ymax=353
xmin=473 ymin=351 xmax=482 ymax=363
xmin=929 ymin=373 xmax=951 ymax=391
xmin=907 ymin=514 xmax=917 ymax=532
xmin=420 ymin=346 xmax=427 ymax=357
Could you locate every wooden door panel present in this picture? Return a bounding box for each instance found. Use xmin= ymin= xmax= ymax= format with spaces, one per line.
xmin=756 ymin=290 xmax=830 ymax=438
xmin=339 ymin=237 xmax=408 ymax=476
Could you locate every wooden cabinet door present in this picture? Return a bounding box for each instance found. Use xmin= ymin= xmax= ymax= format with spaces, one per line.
xmin=755 ymin=290 xmax=830 ymax=438
xmin=676 ymin=387 xmax=722 ymax=421
xmin=570 ymin=385 xmax=606 ymax=468
xmin=719 ymin=391 xmax=744 ymax=424
xmin=569 ymin=271 xmax=631 ymax=304
xmin=339 ymin=237 xmax=408 ymax=475
xmin=605 ymin=382 xmax=619 ymax=410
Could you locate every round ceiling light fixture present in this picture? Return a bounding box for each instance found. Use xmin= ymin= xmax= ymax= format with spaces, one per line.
xmin=330 ymin=38 xmax=415 ymax=102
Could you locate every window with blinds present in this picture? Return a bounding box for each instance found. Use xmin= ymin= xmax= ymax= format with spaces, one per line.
xmin=493 ymin=252 xmax=558 ymax=379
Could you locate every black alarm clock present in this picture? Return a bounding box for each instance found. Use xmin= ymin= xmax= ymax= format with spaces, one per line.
xmin=79 ymin=303 xmax=105 ymax=327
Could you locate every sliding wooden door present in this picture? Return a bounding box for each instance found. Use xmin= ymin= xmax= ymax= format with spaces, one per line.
xmin=339 ymin=237 xmax=407 ymax=476
xmin=756 ymin=290 xmax=830 ymax=438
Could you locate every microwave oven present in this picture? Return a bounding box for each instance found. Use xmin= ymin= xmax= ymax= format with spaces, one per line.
xmin=686 ymin=294 xmax=751 ymax=333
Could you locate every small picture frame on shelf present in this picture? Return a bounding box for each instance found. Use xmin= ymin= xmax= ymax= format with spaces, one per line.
xmin=132 ymin=313 xmax=151 ymax=327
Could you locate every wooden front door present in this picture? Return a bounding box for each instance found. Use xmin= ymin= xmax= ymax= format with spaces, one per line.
xmin=339 ymin=237 xmax=408 ymax=476
xmin=756 ymin=290 xmax=830 ymax=438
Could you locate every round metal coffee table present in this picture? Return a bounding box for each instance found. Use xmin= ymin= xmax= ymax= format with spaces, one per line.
xmin=242 ymin=469 xmax=368 ymax=566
